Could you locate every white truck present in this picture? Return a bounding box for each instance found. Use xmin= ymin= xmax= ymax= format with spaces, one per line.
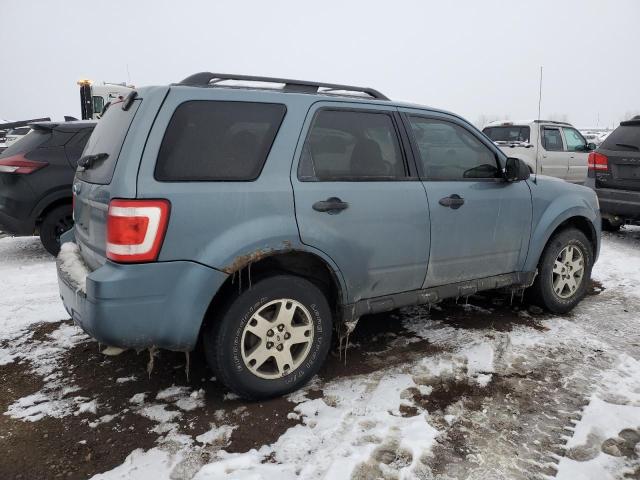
xmin=482 ymin=120 xmax=596 ymax=184
xmin=78 ymin=80 xmax=134 ymax=120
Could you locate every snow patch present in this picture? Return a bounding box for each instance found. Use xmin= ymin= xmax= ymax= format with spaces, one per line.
xmin=57 ymin=242 xmax=90 ymax=293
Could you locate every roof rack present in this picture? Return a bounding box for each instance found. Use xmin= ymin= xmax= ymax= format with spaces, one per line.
xmin=533 ymin=119 xmax=571 ymax=126
xmin=176 ymin=72 xmax=389 ymax=100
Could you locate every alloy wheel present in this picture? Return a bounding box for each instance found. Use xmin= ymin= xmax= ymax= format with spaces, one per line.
xmin=552 ymin=245 xmax=585 ymax=299
xmin=240 ymin=299 xmax=314 ymax=379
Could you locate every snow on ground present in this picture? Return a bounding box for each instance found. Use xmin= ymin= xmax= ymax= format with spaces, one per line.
xmin=0 ymin=237 xmax=67 ymax=336
xmin=1 ymin=229 xmax=639 ymax=479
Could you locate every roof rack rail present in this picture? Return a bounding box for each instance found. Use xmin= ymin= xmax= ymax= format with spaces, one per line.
xmin=176 ymin=72 xmax=389 ymax=100
xmin=533 ymin=119 xmax=571 ymax=126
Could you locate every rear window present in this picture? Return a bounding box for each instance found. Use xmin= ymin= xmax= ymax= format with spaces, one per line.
xmin=601 ymin=125 xmax=640 ymax=151
xmin=76 ymin=99 xmax=141 ymax=184
xmin=483 ymin=126 xmax=530 ymax=143
xmin=0 ymin=129 xmax=74 ymax=158
xmin=155 ymin=101 xmax=286 ymax=181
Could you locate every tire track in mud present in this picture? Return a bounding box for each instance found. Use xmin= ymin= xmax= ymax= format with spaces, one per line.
xmin=391 ymin=292 xmax=622 ymax=480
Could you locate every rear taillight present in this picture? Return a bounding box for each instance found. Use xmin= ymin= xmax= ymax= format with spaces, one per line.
xmin=0 ymin=154 xmax=48 ymax=174
xmin=106 ymin=199 xmax=170 ymax=263
xmin=588 ymin=152 xmax=609 ymax=172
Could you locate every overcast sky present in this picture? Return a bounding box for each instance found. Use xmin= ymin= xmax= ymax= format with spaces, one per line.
xmin=1 ymin=0 xmax=638 ymax=128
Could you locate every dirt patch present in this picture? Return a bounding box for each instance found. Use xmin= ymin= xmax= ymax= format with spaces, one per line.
xmin=320 ymin=311 xmax=448 ymax=380
xmin=0 ymin=321 xmax=302 ymax=479
xmin=426 ymin=293 xmax=550 ymax=332
xmin=588 ymin=279 xmax=606 ymax=296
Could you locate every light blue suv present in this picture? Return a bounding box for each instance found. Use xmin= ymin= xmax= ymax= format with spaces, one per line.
xmin=57 ymin=73 xmax=601 ymax=399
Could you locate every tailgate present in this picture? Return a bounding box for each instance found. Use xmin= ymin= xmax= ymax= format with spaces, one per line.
xmin=73 ymin=96 xmax=142 ymax=270
xmin=597 ymin=124 xmax=640 ymax=191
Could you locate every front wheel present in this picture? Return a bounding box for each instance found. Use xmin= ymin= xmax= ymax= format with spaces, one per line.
xmin=528 ymin=228 xmax=594 ymax=314
xmin=204 ymin=275 xmax=333 ymax=400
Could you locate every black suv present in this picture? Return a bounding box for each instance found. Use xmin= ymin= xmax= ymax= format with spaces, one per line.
xmin=0 ymin=120 xmax=95 ymax=254
xmin=587 ymin=116 xmax=640 ymax=231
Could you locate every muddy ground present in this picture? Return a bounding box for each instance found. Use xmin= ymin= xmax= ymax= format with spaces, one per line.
xmin=1 ymin=229 xmax=639 ymax=479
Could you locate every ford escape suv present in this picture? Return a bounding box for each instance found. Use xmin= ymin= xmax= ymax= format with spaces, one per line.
xmin=57 ymin=73 xmax=601 ymax=399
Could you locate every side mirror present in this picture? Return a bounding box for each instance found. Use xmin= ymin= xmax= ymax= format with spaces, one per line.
xmin=587 ymin=142 xmax=597 ymax=151
xmin=504 ymin=157 xmax=531 ymax=182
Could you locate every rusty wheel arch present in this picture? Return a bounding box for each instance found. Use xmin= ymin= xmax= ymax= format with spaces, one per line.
xmin=200 ymin=248 xmax=346 ymax=335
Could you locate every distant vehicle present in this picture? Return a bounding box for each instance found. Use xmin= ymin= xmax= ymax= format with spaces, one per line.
xmin=5 ymin=126 xmax=32 ymax=147
xmin=583 ymin=132 xmax=604 ymax=146
xmin=0 ymin=120 xmax=96 ymax=254
xmin=483 ymin=120 xmax=596 ymax=183
xmin=586 ymin=116 xmax=640 ymax=231
xmin=58 ymin=73 xmax=600 ymax=399
xmin=78 ymin=80 xmax=134 ymax=120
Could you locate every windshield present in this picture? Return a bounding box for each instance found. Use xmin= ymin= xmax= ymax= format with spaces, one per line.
xmin=483 ymin=126 xmax=530 ymax=143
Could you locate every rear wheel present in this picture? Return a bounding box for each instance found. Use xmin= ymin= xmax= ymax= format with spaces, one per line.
xmin=204 ymin=275 xmax=333 ymax=399
xmin=39 ymin=204 xmax=73 ymax=256
xmin=602 ymin=219 xmax=622 ymax=232
xmin=528 ymin=228 xmax=593 ymax=314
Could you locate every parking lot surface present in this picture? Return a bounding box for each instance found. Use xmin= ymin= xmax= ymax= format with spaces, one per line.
xmin=1 ymin=229 xmax=639 ymax=480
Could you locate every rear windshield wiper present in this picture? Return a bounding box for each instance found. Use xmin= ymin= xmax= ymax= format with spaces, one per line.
xmin=615 ymin=143 xmax=640 ymax=151
xmin=78 ymin=152 xmax=109 ymax=169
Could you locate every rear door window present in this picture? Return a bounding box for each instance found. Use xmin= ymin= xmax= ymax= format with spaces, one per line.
xmin=76 ymin=99 xmax=141 ymax=184
xmin=297 ymin=109 xmax=406 ymax=181
xmin=542 ymin=128 xmax=564 ymax=151
xmin=155 ymin=101 xmax=286 ymax=181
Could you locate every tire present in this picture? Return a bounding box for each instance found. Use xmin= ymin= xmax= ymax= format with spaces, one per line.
xmin=528 ymin=228 xmax=593 ymax=314
xmin=204 ymin=275 xmax=333 ymax=400
xmin=602 ymin=219 xmax=622 ymax=232
xmin=39 ymin=204 xmax=73 ymax=256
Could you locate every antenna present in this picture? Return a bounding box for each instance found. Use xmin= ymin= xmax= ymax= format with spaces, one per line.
xmin=534 ymin=66 xmax=543 ymax=183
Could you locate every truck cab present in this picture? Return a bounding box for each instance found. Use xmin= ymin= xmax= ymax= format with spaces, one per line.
xmin=78 ymin=80 xmax=134 ymax=120
xmin=483 ymin=120 xmax=596 ymax=184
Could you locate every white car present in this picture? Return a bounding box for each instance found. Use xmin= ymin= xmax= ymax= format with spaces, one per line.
xmin=5 ymin=126 xmax=32 ymax=147
xmin=482 ymin=120 xmax=595 ymax=184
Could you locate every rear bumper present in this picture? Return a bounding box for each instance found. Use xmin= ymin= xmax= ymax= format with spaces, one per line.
xmin=57 ymin=243 xmax=228 ymax=351
xmin=593 ymin=186 xmax=640 ymax=221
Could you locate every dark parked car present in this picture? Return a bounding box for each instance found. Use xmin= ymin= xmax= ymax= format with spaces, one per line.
xmin=0 ymin=120 xmax=95 ymax=254
xmin=586 ymin=116 xmax=640 ymax=231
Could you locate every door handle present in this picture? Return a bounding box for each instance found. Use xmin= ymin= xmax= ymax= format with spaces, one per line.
xmin=313 ymin=197 xmax=349 ymax=214
xmin=439 ymin=194 xmax=465 ymax=209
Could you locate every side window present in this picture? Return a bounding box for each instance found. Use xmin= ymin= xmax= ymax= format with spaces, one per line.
xmin=298 ymin=110 xmax=406 ymax=181
xmin=155 ymin=101 xmax=286 ymax=181
xmin=542 ymin=128 xmax=563 ymax=151
xmin=562 ymin=127 xmax=586 ymax=152
xmin=409 ymin=117 xmax=500 ymax=180
xmin=92 ymin=96 xmax=104 ymax=115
